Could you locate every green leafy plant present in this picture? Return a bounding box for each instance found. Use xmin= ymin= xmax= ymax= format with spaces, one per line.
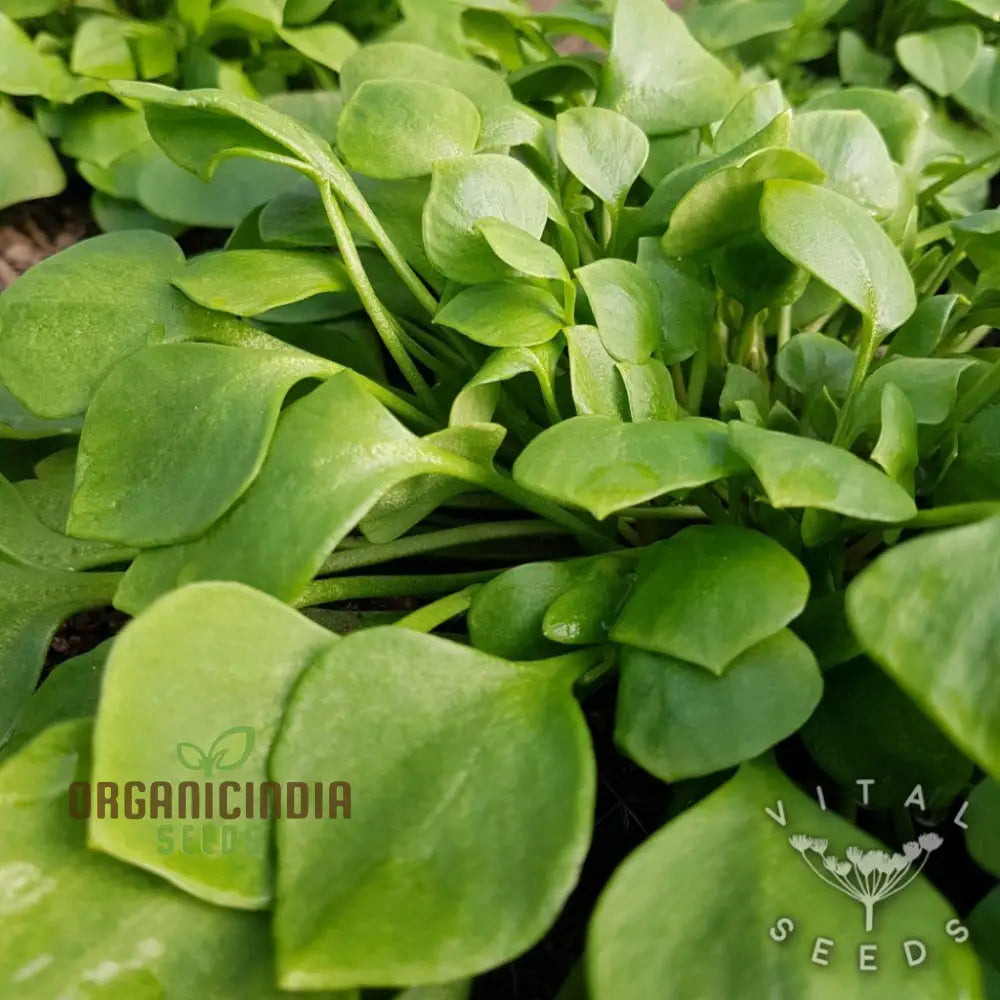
xmin=2 ymin=0 xmax=1000 ymax=996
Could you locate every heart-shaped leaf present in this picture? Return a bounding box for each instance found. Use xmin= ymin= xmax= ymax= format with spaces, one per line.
xmin=897 ymin=25 xmax=983 ymax=97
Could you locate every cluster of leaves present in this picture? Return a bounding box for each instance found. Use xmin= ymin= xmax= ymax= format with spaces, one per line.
xmin=0 ymin=0 xmax=405 ymax=223
xmin=2 ymin=0 xmax=1000 ymax=996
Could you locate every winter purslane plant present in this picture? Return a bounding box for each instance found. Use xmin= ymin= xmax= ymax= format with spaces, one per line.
xmin=1 ymin=0 xmax=1000 ymax=996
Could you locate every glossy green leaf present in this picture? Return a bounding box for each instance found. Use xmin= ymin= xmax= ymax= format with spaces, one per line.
xmin=729 ymin=422 xmax=917 ymax=522
xmin=686 ymin=0 xmax=800 ymax=49
xmin=0 ymin=12 xmax=67 ymax=97
xmin=514 ymin=417 xmax=746 ymax=520
xmin=278 ymin=23 xmax=359 ymax=71
xmin=803 ymin=657 xmax=974 ymax=810
xmin=576 ymin=259 xmax=660 ymax=363
xmin=0 ymin=231 xmax=195 ymax=419
xmin=889 ymin=295 xmax=961 ymax=358
xmin=617 ymin=359 xmax=678 ymax=422
xmin=598 ymin=0 xmax=737 ymax=134
xmin=173 ymin=250 xmax=351 ymax=315
xmin=588 ymin=760 xmax=985 ymax=1000
xmin=564 ymin=325 xmax=629 ymax=419
xmin=871 ymin=384 xmax=917 ymax=494
xmin=611 ymin=525 xmax=809 ymax=673
xmin=792 ymin=110 xmax=898 ymax=218
xmin=0 ymin=101 xmax=63 ymax=212
xmin=617 ymin=631 xmax=822 ymax=781
xmin=897 ymin=25 xmax=982 ymax=98
xmin=450 ymin=343 xmax=560 ymax=425
xmin=556 ymin=107 xmax=648 ymax=210
xmin=340 ymin=41 xmax=513 ymax=131
xmin=663 ymin=148 xmax=825 ymax=257
xmin=435 ymin=282 xmax=564 ymax=347
xmin=338 ymin=80 xmax=481 ymax=180
xmin=937 ymin=405 xmax=1000 ymax=504
xmin=0 ymin=557 xmax=119 ymax=742
xmin=0 ymin=722 xmax=348 ymax=999
xmin=71 ymin=344 xmax=334 ymax=547
xmin=469 ymin=560 xmax=584 ymax=660
xmin=423 ymin=154 xmax=549 ymax=284
xmin=543 ymin=556 xmax=633 ymax=646
xmin=713 ymin=81 xmax=786 ymax=154
xmin=475 ymin=217 xmax=569 ymax=282
xmin=776 ymin=332 xmax=855 ymax=400
xmin=115 ymin=375 xmax=453 ymax=613
xmin=838 ymin=29 xmax=892 ymax=87
xmin=90 ymin=583 xmax=334 ymax=907
xmin=760 ymin=179 xmax=916 ymax=335
xmin=636 ymin=238 xmax=714 ymax=363
xmin=847 ymin=517 xmax=1000 ymax=779
xmin=272 ymin=628 xmax=595 ymax=988
xmin=851 ymin=358 xmax=976 ymax=438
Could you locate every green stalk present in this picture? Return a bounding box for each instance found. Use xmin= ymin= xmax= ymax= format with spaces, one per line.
xmin=833 ymin=315 xmax=879 ymax=447
xmin=733 ymin=310 xmax=761 ymax=367
xmin=319 ymin=520 xmax=571 ymax=575
xmin=318 ymin=184 xmax=439 ymax=414
xmin=619 ymin=505 xmax=708 ymax=521
xmin=294 ymin=570 xmax=500 ymax=608
xmin=686 ymin=346 xmax=709 ymax=416
xmin=777 ymin=305 xmax=793 ymax=352
xmin=905 ymin=503 xmax=1000 ymax=529
xmin=527 ymin=645 xmax=616 ymax=687
xmin=920 ymin=149 xmax=1000 ymax=204
xmin=395 ymin=585 xmax=482 ymax=633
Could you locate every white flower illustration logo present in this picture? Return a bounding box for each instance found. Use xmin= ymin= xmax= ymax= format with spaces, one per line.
xmin=789 ymin=832 xmax=944 ymax=931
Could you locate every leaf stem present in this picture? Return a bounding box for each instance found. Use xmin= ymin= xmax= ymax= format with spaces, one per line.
xmin=833 ymin=315 xmax=879 ymax=447
xmin=319 ymin=520 xmax=571 ymax=575
xmin=318 ymin=183 xmax=440 ymax=414
xmin=294 ymin=570 xmax=500 ymax=608
xmin=395 ymin=585 xmax=481 ymax=633
xmin=686 ymin=347 xmax=709 ymax=415
xmin=619 ymin=504 xmax=708 ymax=521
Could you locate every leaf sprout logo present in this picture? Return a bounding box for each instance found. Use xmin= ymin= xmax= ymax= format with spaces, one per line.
xmin=176 ymin=726 xmax=256 ymax=779
xmin=788 ymin=832 xmax=944 ymax=932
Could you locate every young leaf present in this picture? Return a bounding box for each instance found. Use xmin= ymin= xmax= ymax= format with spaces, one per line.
xmin=617 ymin=360 xmax=678 ymax=422
xmin=760 ymin=179 xmax=917 ymax=336
xmin=729 ymin=422 xmax=917 ymax=522
xmin=0 ymin=101 xmax=63 ymax=211
xmin=564 ymin=326 xmax=629 ymax=419
xmin=713 ymin=80 xmax=786 ymax=153
xmin=278 ymin=23 xmax=359 ymax=71
xmin=337 ymin=80 xmax=481 ymax=180
xmin=597 ymin=0 xmax=737 ymax=134
xmin=838 ymin=30 xmax=892 ymax=87
xmin=423 ymin=154 xmax=549 ymax=284
xmin=450 ymin=344 xmax=560 ymax=425
xmin=475 ymin=218 xmax=570 ymax=282
xmin=847 ymin=517 xmax=1000 ymax=779
xmin=776 ymin=332 xmax=856 ymax=400
xmin=173 ymin=250 xmax=352 ymax=315
xmin=575 ymin=259 xmax=660 ymax=363
xmin=435 ymin=282 xmax=564 ymax=347
xmin=616 ymin=631 xmax=822 ymax=781
xmin=587 ymin=760 xmax=984 ymax=1000
xmin=70 ymin=344 xmax=335 ymax=547
xmin=792 ymin=110 xmax=899 ymax=218
xmin=897 ymin=25 xmax=983 ymax=97
xmin=611 ymin=525 xmax=810 ymax=673
xmin=272 ymin=628 xmax=595 ymax=989
xmin=556 ymin=107 xmax=648 ymax=210
xmin=513 ymin=417 xmax=746 ymax=519
xmin=870 ymin=384 xmax=918 ymax=493
xmin=90 ymin=582 xmax=334 ymax=907
xmin=663 ymin=147 xmax=825 ymax=257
